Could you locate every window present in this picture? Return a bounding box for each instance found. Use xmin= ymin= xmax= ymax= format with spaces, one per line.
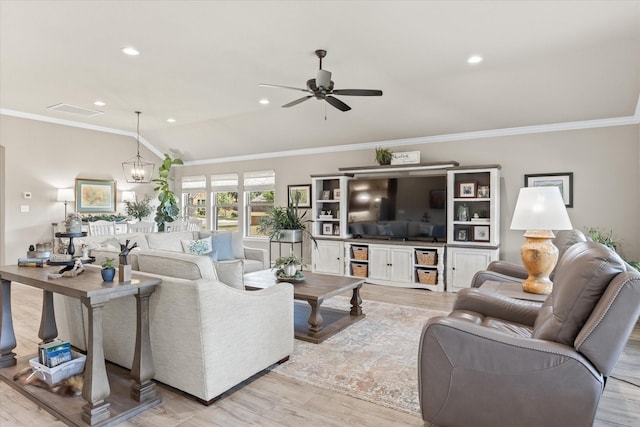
xmin=244 ymin=170 xmax=275 ymax=237
xmin=181 ymin=175 xmax=207 ymax=226
xmin=211 ymin=173 xmax=239 ymax=231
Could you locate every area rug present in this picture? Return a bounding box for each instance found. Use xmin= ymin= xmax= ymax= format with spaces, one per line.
xmin=271 ymin=297 xmax=447 ymax=415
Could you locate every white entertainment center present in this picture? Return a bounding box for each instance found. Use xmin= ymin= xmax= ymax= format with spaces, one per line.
xmin=310 ymin=163 xmax=501 ymax=292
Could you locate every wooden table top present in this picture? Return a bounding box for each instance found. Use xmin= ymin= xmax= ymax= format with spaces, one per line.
xmin=0 ymin=264 xmax=161 ymax=300
xmin=244 ymin=269 xmax=364 ymax=301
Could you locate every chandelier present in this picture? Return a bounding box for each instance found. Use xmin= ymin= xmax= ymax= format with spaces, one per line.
xmin=122 ymin=111 xmax=155 ymax=183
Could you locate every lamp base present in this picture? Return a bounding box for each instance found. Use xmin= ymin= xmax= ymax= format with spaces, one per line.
xmin=520 ymin=230 xmax=558 ymax=295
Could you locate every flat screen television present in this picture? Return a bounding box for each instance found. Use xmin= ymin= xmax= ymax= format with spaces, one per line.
xmin=347 ymin=175 xmax=447 ymax=241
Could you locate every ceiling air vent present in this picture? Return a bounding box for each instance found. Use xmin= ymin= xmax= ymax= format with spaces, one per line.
xmin=47 ymin=103 xmax=104 ymax=117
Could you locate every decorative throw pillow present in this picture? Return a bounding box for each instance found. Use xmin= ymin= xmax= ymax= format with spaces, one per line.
xmin=181 ymin=236 xmax=213 ymax=255
xmin=99 ymin=238 xmax=122 ymax=250
xmin=208 ymin=232 xmax=235 ymax=261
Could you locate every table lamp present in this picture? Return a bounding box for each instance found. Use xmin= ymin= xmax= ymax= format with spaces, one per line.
xmin=57 ymin=188 xmax=75 ymax=218
xmin=510 ymin=186 xmax=572 ymax=294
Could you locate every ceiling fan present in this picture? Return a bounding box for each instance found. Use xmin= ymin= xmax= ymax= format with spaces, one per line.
xmin=259 ymin=49 xmax=383 ymax=112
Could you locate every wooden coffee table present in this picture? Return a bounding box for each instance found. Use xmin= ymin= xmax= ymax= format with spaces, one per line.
xmin=244 ymin=270 xmax=365 ymax=343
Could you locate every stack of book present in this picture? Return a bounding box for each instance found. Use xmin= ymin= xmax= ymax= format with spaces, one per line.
xmin=17 ymin=257 xmax=48 ymax=267
xmin=38 ymin=339 xmax=72 ymax=368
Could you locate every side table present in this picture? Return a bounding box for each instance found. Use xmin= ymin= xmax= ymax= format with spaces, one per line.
xmin=0 ymin=265 xmax=162 ymax=426
xmin=480 ymin=280 xmax=548 ymax=302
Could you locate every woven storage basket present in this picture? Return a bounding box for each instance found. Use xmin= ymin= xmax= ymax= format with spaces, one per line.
xmin=417 ymin=269 xmax=437 ymax=285
xmin=352 ymin=246 xmax=368 ymax=261
xmin=416 ymin=250 xmax=436 ymax=266
xmin=351 ymin=263 xmax=368 ymax=277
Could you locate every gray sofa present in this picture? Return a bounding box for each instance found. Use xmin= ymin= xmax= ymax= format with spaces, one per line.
xmin=418 ymin=241 xmax=640 ymax=427
xmin=54 ymin=249 xmax=293 ymax=403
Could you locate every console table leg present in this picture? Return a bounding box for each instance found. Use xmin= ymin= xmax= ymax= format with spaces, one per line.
xmin=130 ymin=286 xmax=158 ymax=402
xmin=81 ymin=296 xmax=111 ymax=425
xmin=38 ymin=290 xmax=58 ymax=343
xmin=350 ymin=285 xmax=363 ymax=316
xmin=0 ymin=279 xmax=17 ymax=368
xmin=308 ymin=300 xmax=324 ymax=333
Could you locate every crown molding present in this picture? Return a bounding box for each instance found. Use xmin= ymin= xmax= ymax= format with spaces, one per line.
xmin=3 ymin=99 xmax=639 ymax=167
xmin=0 ymin=108 xmax=164 ymax=159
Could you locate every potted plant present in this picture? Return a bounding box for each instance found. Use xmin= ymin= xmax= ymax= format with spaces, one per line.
xmin=101 ymin=258 xmax=116 ymax=282
xmin=258 ymin=201 xmax=316 ymax=245
xmin=273 ymin=253 xmax=307 ymax=278
xmin=152 ymin=154 xmax=184 ymax=231
xmin=375 ymin=147 xmax=393 ymax=165
xmin=124 ymin=195 xmax=152 ymax=222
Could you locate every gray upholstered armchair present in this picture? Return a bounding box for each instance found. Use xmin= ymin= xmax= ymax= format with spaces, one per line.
xmin=418 ymin=242 xmax=640 ymax=427
xmin=470 ymin=229 xmax=588 ymax=287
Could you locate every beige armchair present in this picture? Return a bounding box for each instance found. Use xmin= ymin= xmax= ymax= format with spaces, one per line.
xmin=418 ymin=242 xmax=640 ymax=427
xmin=470 ymin=229 xmax=588 ymax=287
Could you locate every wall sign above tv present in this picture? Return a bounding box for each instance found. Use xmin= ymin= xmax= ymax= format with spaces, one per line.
xmin=391 ymin=151 xmax=420 ymax=165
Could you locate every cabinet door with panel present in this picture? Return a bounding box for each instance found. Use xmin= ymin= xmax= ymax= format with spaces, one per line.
xmin=368 ymin=245 xmax=413 ymax=284
xmin=446 ymin=247 xmax=499 ymax=292
xmin=312 ymin=239 xmax=345 ymax=275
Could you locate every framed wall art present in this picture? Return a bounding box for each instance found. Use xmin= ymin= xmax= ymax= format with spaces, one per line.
xmin=524 ymin=172 xmax=573 ymax=207
xmin=75 ymin=179 xmax=116 ymax=213
xmin=458 ymin=181 xmax=477 ymax=198
xmin=322 ymin=223 xmax=333 ymax=235
xmin=456 ymin=227 xmax=470 ymax=242
xmin=288 ymin=184 xmax=311 ymax=208
xmin=473 ymin=225 xmax=490 ymax=242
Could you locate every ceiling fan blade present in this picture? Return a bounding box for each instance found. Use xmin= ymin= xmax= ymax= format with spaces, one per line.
xmin=259 ymin=83 xmax=309 ymax=92
xmin=332 ymin=89 xmax=383 ymax=96
xmin=282 ymin=96 xmax=313 ymax=108
xmin=325 ymin=96 xmax=351 ymax=112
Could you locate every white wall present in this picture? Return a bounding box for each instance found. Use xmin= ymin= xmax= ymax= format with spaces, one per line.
xmin=1 ymin=114 xmax=639 ymax=268
xmin=177 ymin=125 xmax=640 ymax=264
xmin=0 ymin=115 xmax=160 ymax=264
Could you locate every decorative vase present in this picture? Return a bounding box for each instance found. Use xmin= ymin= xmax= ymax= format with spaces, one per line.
xmin=457 ymin=204 xmax=470 ymax=222
xmin=284 ymin=264 xmax=297 ymax=277
xmin=101 ymin=268 xmax=116 ymax=282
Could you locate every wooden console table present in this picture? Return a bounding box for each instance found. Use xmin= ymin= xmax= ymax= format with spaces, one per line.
xmin=0 ymin=265 xmax=162 ymax=426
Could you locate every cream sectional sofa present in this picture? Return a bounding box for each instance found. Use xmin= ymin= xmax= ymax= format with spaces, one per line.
xmin=71 ymin=229 xmax=269 ymax=274
xmin=54 ymin=231 xmax=293 ymax=403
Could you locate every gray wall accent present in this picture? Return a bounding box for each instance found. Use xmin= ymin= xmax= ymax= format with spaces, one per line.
xmin=1 ymin=114 xmax=639 ymax=268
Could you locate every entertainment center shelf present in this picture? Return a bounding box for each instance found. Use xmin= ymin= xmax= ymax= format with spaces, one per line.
xmin=310 ymin=163 xmax=501 ymax=292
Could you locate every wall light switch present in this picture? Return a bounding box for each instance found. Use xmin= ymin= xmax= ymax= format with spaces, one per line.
xmin=23 ymin=192 xmax=32 ymax=199
xmin=21 ymin=205 xmax=29 ymax=213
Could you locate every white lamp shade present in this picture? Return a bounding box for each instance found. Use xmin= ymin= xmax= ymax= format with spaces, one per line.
xmin=57 ymin=188 xmax=74 ymax=202
xmin=121 ymin=191 xmax=136 ymax=202
xmin=510 ymin=186 xmax=572 ymax=231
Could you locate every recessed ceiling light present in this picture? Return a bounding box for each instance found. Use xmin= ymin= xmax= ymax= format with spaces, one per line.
xmin=167 ymin=118 xmax=176 ymax=123
xmin=94 ymin=100 xmax=106 ymax=106
xmin=122 ymin=46 xmax=140 ymax=56
xmin=467 ymin=55 xmax=483 ymax=64
xmin=259 ymin=98 xmax=270 ymax=105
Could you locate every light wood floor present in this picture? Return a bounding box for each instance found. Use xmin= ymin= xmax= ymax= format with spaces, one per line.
xmin=1 ymin=283 xmax=638 ymax=427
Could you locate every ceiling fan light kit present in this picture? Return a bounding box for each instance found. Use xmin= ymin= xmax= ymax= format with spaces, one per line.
xmin=259 ymin=49 xmax=382 ymax=112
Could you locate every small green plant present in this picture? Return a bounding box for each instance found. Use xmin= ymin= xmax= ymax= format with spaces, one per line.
xmin=375 ymin=147 xmax=393 ymax=165
xmin=101 ymin=258 xmax=115 ymax=270
xmin=585 ymin=227 xmax=639 ymax=272
xmin=273 ymin=254 xmax=307 ymax=269
xmin=124 ymin=195 xmax=152 ymax=221
xmin=258 ymin=201 xmax=316 ymax=245
xmin=585 ymin=227 xmax=618 ymax=251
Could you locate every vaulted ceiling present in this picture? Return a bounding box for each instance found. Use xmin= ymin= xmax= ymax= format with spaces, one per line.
xmin=1 ymin=1 xmax=639 ymax=163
